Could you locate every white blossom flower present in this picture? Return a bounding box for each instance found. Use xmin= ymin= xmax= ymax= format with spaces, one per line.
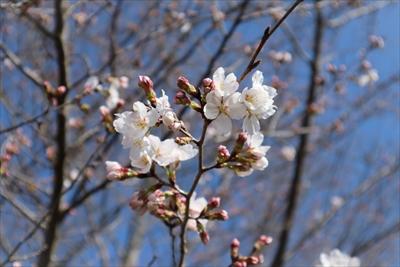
xmin=147 ymin=135 xmax=198 ymax=166
xmin=105 ymin=161 xmax=125 ymax=179
xmin=113 ymin=101 xmax=158 ymax=148
xmin=154 ymin=90 xmax=183 ymax=131
xmin=357 ymin=68 xmax=379 ymax=87
xmin=236 ymin=133 xmax=270 ymax=177
xmin=84 ymin=76 xmax=101 ymax=92
xmin=130 ymin=151 xmax=152 ymax=173
xmin=204 ymin=67 xmax=246 ymax=137
xmin=241 ymin=71 xmax=277 ymax=134
xmin=316 ymin=249 xmax=360 ymax=267
xmin=106 ymin=79 xmax=122 ymax=109
xmin=186 ymin=192 xmax=208 ymax=231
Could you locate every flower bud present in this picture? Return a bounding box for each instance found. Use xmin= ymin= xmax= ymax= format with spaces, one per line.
xmin=233 ymin=261 xmax=247 ymax=267
xmin=247 ymin=256 xmax=260 ymax=265
xmin=369 ymin=35 xmax=384 ymax=49
xmin=205 ymin=209 xmax=229 ymax=221
xmin=202 ymin=78 xmax=215 ymax=94
xmin=258 ymin=235 xmax=273 ymax=246
xmin=231 ymin=238 xmax=240 ymax=259
xmin=177 ymin=76 xmax=197 ymax=95
xmin=105 ymin=161 xmax=132 ymax=180
xmin=56 ymin=85 xmax=67 ymax=96
xmin=207 ymin=197 xmax=221 ymax=209
xmin=217 ymin=145 xmax=230 ymax=161
xmin=138 ymin=75 xmax=156 ymax=105
xmin=232 ymin=132 xmax=247 ymax=156
xmin=199 ymin=231 xmax=210 ymax=245
xmin=174 ymin=91 xmax=191 ymax=105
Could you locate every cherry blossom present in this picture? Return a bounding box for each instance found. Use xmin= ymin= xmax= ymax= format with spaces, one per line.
xmin=316 ymin=249 xmax=360 ymax=267
xmin=186 ymin=192 xmax=208 ymax=231
xmin=241 ymin=70 xmax=277 ymax=134
xmin=236 ymin=133 xmax=270 ymax=177
xmin=204 ymin=67 xmax=246 ymax=138
xmin=113 ymin=101 xmax=158 ymax=148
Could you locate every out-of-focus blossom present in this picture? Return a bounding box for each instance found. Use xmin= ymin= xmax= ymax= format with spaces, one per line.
xmin=281 ymin=145 xmax=296 ymax=161
xmin=316 ymin=249 xmax=360 ymax=267
xmin=357 ymin=68 xmax=379 ymax=87
xmin=369 ymin=35 xmax=384 ymax=49
xmin=268 ymin=50 xmax=292 ymax=65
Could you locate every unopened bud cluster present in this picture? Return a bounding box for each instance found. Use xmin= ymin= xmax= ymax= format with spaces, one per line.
xmin=230 ymin=235 xmax=273 ymax=267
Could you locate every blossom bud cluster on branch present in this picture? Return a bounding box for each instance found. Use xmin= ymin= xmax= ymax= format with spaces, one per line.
xmin=105 ymin=66 xmax=277 ymax=256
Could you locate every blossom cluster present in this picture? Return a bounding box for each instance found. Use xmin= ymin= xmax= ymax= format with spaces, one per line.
xmin=204 ymin=67 xmax=277 ymax=137
xmin=105 ymin=66 xmax=277 ymax=244
xmin=316 ymin=249 xmax=360 ymax=267
xmin=129 ymin=185 xmax=228 ymax=244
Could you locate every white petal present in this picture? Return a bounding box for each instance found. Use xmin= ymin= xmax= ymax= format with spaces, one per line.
xmin=130 ymin=151 xmax=152 ymax=173
xmin=211 ymin=113 xmax=232 ymax=136
xmin=223 ymin=73 xmax=239 ymax=95
xmin=212 ymin=67 xmax=225 ymax=86
xmin=252 ymin=70 xmax=264 ymax=87
xmin=132 ymin=101 xmax=147 ymax=116
xmin=176 ymin=144 xmax=198 ymax=161
xmin=253 ymin=157 xmax=268 ymax=170
xmin=226 ymin=93 xmax=246 ymax=119
xmin=236 ymin=168 xmax=253 ymax=177
xmin=243 ymin=115 xmax=260 ymax=135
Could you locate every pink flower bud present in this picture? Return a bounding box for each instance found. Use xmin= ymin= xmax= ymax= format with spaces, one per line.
xmin=99 ymin=106 xmax=110 ymax=117
xmin=258 ymin=235 xmax=273 ymax=246
xmin=177 ymin=76 xmax=197 ymax=95
xmin=57 ymin=85 xmax=67 ymax=95
xmin=208 ymin=197 xmax=221 ymax=209
xmin=138 ymin=75 xmax=153 ymax=91
xmin=217 ymin=145 xmax=230 ymax=160
xmin=238 ymin=132 xmax=248 ymax=143
xmin=174 ymin=91 xmax=191 ymax=105
xmin=105 ymin=161 xmax=127 ymax=180
xmin=200 ymin=231 xmax=210 ymax=245
xmin=247 ymin=256 xmax=260 ymax=265
xmin=231 ymin=238 xmax=240 ymax=248
xmin=202 ymin=78 xmax=215 ymax=94
xmin=233 ymin=261 xmax=247 ymax=267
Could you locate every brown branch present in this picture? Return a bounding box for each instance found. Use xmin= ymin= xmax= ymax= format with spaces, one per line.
xmin=238 ymin=0 xmax=304 ymax=82
xmin=270 ymin=2 xmax=324 ymax=267
xmin=37 ymin=0 xmax=69 ymax=266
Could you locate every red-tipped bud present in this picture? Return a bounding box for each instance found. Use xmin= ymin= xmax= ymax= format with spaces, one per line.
xmin=232 ymin=132 xmax=248 ymax=156
xmin=138 ymin=75 xmax=153 ymax=91
xmin=199 ymin=231 xmax=210 ymax=245
xmin=202 ymin=78 xmax=215 ymax=94
xmin=138 ymin=75 xmax=156 ymax=106
xmin=208 ymin=197 xmax=221 ymax=209
xmin=174 ymin=91 xmax=191 ymax=105
xmin=56 ymin=85 xmax=67 ymax=96
xmin=206 ymin=210 xmax=229 ymax=221
xmin=231 ymin=238 xmax=240 ymax=248
xmin=247 ymin=256 xmax=260 ymax=265
xmin=177 ymin=76 xmax=197 ymax=95
xmin=258 ymin=235 xmax=273 ymax=246
xmin=233 ymin=261 xmax=247 ymax=267
xmin=217 ymin=145 xmax=230 ymax=161
xmin=231 ymin=238 xmax=240 ymax=259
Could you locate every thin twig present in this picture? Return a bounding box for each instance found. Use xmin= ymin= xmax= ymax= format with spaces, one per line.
xmin=238 ymin=0 xmax=304 ymax=82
